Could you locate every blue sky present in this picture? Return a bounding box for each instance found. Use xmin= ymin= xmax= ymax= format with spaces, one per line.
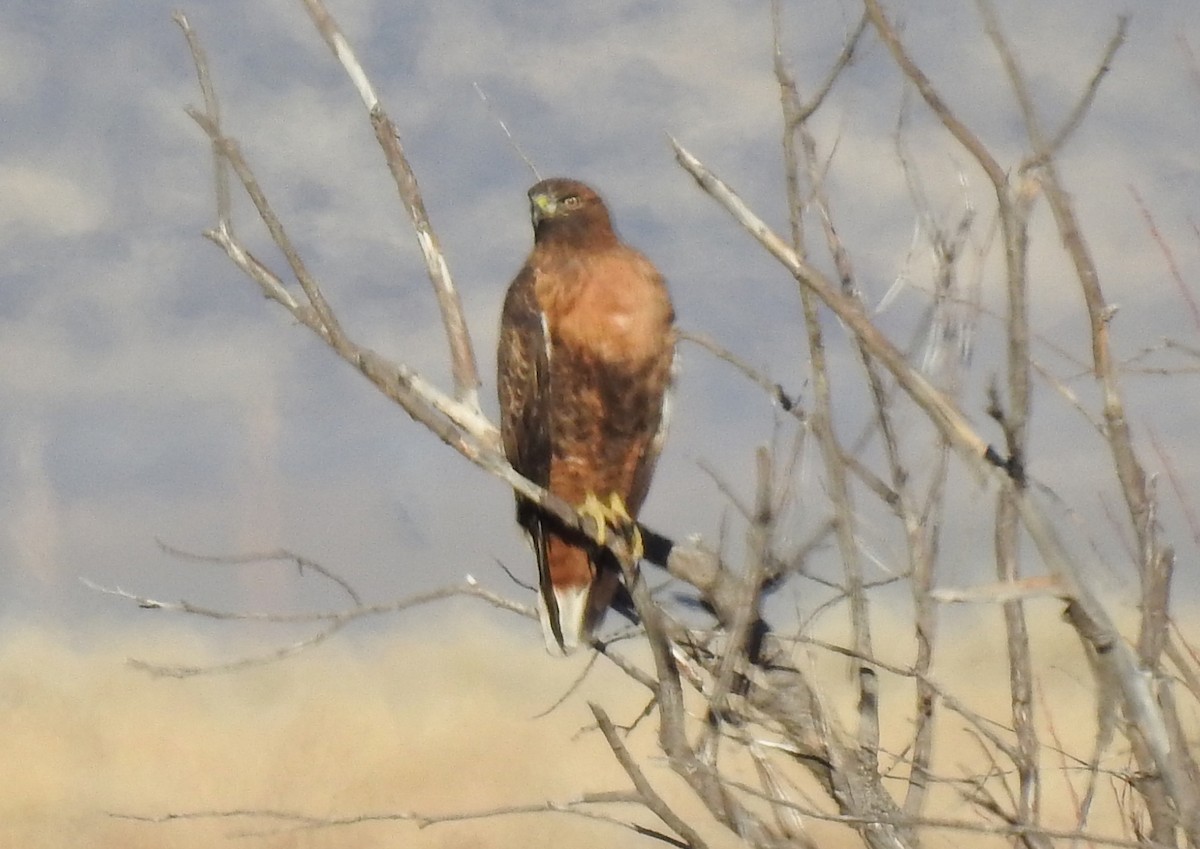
xmin=2 ymin=0 xmax=1198 ymax=643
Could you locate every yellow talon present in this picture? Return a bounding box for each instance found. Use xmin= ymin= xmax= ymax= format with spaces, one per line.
xmin=606 ymin=493 xmax=632 ymax=524
xmin=577 ymin=492 xmax=643 ymax=562
xmin=627 ymin=525 xmax=644 ymax=563
xmin=579 ymin=492 xmax=610 ymax=546
xmin=614 ymin=491 xmax=643 ymax=563
xmin=606 ymin=493 xmax=644 ymax=563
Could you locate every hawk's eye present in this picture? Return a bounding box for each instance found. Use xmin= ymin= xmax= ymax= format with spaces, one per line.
xmin=562 ymin=195 xmax=581 ymax=209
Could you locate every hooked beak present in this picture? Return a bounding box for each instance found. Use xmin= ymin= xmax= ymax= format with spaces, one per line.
xmin=529 ymin=191 xmax=557 ymax=225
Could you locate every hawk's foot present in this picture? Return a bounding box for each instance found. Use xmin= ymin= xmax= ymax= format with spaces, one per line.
xmin=578 ymin=492 xmax=610 ymax=547
xmin=577 ymin=492 xmax=643 ymax=563
xmin=606 ymin=493 xmax=643 ymax=563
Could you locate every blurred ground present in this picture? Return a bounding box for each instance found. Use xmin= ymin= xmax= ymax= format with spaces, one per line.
xmin=0 ymin=604 xmax=1182 ymax=848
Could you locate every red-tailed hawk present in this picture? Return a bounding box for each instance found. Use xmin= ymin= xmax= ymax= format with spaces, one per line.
xmin=498 ymin=178 xmax=676 ymax=655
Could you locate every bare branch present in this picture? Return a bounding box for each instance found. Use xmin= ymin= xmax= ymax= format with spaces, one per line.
xmin=188 ymin=110 xmax=346 ymax=343
xmin=674 ymin=137 xmax=1200 ymax=844
xmin=591 ymin=703 xmax=711 ymax=849
xmin=863 ymin=0 xmax=1007 ymax=190
xmin=1025 ymin=12 xmax=1129 ymax=164
xmin=296 ymin=0 xmax=483 ymax=409
xmin=173 ymin=12 xmax=230 ymax=230
xmin=83 ymin=577 xmax=533 ymax=677
xmin=930 ymin=576 xmax=1062 ymax=604
xmin=679 ymin=329 xmax=805 ymax=418
xmin=154 ymin=539 xmax=363 ymax=606
xmin=1130 ymin=184 xmax=1200 ymax=332
xmin=673 ymin=139 xmax=995 ymax=473
xmin=772 ymin=1 xmax=868 ymax=126
xmin=111 ymin=794 xmax=679 ymax=843
xmin=703 ymin=447 xmax=772 ymax=726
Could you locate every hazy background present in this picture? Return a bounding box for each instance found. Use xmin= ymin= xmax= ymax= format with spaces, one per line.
xmin=2 ymin=0 xmax=1198 ymax=845
xmin=0 ymin=609 xmax=1149 ymax=848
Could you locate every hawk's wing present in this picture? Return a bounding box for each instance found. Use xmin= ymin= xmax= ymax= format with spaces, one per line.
xmin=627 ymin=346 xmax=677 ymax=515
xmin=496 ymin=265 xmax=563 ymax=645
xmin=498 ymin=265 xmax=550 ymax=481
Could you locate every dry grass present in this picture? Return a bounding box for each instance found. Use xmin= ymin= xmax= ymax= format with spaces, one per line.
xmin=0 ymin=605 xmax=1184 ymax=848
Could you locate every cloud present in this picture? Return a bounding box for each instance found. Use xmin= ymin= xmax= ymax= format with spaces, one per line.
xmin=0 ymin=162 xmax=108 ymax=238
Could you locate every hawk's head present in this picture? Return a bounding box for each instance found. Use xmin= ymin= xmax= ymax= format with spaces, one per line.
xmin=528 ymin=178 xmax=617 ymax=247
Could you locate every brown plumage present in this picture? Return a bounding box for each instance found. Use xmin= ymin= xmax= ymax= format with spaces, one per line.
xmin=497 ymin=178 xmax=676 ymax=654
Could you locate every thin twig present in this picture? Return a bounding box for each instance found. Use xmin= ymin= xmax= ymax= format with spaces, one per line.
xmin=1129 ymin=183 xmax=1200 ymax=332
xmin=679 ymin=329 xmax=804 ymax=418
xmin=83 ymin=577 xmax=533 ymax=677
xmin=473 ymin=82 xmax=541 ymax=181
xmin=155 ymin=539 xmax=362 ymax=606
xmin=864 ymin=0 xmax=1007 ymax=190
xmin=591 ymin=703 xmax=711 ymax=849
xmin=1035 ymin=14 xmax=1129 ymax=164
xmin=111 ymin=793 xmax=680 ymax=844
xmin=173 ymin=13 xmax=230 ymax=230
